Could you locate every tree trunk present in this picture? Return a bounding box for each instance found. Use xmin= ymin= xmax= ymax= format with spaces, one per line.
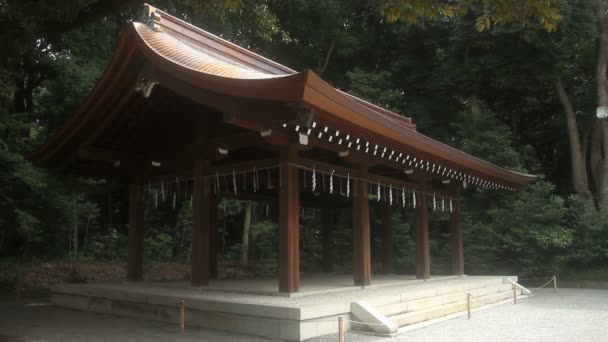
xmin=593 ymin=0 xmax=608 ymax=208
xmin=73 ymin=197 xmax=79 ymax=262
xmin=83 ymin=214 xmax=91 ymax=256
xmin=240 ymin=202 xmax=253 ymax=267
xmin=468 ymin=94 xmax=482 ymax=123
xmin=555 ymin=79 xmax=591 ymax=197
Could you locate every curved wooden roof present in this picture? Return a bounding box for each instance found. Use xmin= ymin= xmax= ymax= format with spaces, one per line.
xmin=30 ymin=4 xmax=536 ymax=190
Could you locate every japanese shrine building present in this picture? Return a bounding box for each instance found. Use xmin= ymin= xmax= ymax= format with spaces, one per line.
xmin=30 ymin=4 xmax=536 ymax=295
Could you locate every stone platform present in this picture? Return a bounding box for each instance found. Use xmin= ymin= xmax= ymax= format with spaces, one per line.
xmin=51 ymin=275 xmax=517 ymax=341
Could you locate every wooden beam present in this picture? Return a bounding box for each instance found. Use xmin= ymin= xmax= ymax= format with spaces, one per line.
xmin=353 ymin=165 xmax=372 ymax=286
xmin=415 ymin=192 xmax=431 ymax=280
xmin=279 ymin=144 xmax=300 ymax=293
xmin=77 ymin=132 xmax=272 ymax=174
xmin=127 ymin=181 xmax=145 ymax=282
xmin=381 ymin=202 xmax=393 ymax=274
xmin=451 ymin=200 xmax=464 ymax=276
xmin=192 ymin=159 xmax=211 ymax=286
xmin=321 ymin=208 xmax=334 ymax=273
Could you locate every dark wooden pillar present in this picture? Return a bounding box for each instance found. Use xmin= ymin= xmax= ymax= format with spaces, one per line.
xmin=209 ymin=195 xmax=219 ymax=278
xmin=279 ymin=145 xmax=300 ymax=293
xmin=451 ymin=201 xmax=464 ymax=275
xmin=192 ymin=160 xmax=211 ymax=287
xmin=321 ymin=208 xmax=334 ymax=273
xmin=381 ymin=202 xmax=393 ymax=274
xmin=127 ymin=181 xmax=145 ymax=282
xmin=353 ymin=166 xmax=372 ymax=286
xmin=415 ymin=192 xmax=430 ymax=279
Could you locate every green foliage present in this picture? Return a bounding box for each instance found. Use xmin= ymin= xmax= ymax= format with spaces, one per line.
xmin=346 ymin=68 xmax=403 ymax=112
xmin=1 ymin=0 xmax=607 ymax=282
xmin=380 ymin=0 xmax=562 ymax=32
xmin=456 ymin=110 xmax=525 ymax=171
xmin=563 ymin=195 xmax=608 ymax=266
xmin=144 ymin=233 xmax=174 ymax=262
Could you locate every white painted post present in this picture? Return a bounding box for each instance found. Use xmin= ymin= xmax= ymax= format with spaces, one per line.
xmin=467 ymin=293 xmax=472 ymax=319
xmin=338 ymin=316 xmax=344 ymax=342
xmin=553 ymin=276 xmax=557 ymax=294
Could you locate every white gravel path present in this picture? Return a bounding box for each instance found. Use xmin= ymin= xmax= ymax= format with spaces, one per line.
xmin=0 ymin=288 xmax=606 ymax=341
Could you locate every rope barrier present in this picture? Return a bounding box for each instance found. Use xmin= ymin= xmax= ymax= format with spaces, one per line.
xmin=517 ymin=276 xmax=554 ymax=281
xmin=533 ymin=277 xmax=556 ymax=290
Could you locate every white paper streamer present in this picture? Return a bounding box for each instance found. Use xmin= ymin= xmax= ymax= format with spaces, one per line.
xmin=330 ymin=170 xmax=335 ymax=193
xmin=216 ymin=172 xmax=220 ymax=193
xmin=413 ymin=190 xmax=416 ymax=208
xmin=312 ymin=166 xmax=317 ymax=191
xmin=377 ymin=181 xmax=381 ymax=202
xmin=389 ymin=185 xmax=393 ymax=205
xmin=402 ymin=187 xmax=406 ymax=207
xmin=161 ymin=181 xmax=165 ymax=202
xmin=347 ymin=173 xmax=350 ymax=197
xmin=233 ymin=170 xmax=237 ymax=195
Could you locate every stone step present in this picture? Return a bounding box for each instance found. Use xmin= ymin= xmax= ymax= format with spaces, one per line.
xmin=366 ymin=278 xmax=510 ymax=309
xmin=389 ymin=290 xmax=514 ymax=327
xmin=378 ymin=283 xmax=513 ymax=317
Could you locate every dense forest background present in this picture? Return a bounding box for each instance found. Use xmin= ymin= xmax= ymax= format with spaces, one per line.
xmin=2 ymin=0 xmax=608 ymax=286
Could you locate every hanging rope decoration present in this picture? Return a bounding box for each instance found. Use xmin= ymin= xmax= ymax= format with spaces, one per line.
xmin=346 ymin=173 xmax=350 ymax=197
xmin=253 ymin=167 xmax=258 ymax=192
xmin=216 ymin=172 xmax=220 ymax=194
xmin=312 ymin=166 xmax=317 ymax=191
xmin=232 ymin=170 xmax=237 ymax=195
xmin=413 ymin=190 xmax=417 ymax=208
xmin=141 ymin=164 xmax=457 ymax=214
xmin=267 ymin=168 xmax=273 ymax=189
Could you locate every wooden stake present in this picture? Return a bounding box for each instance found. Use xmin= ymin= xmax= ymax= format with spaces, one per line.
xmin=180 ymin=300 xmax=185 ymax=335
xmin=467 ymin=293 xmax=471 ymax=319
xmin=512 ymin=285 xmax=518 ymax=304
xmin=553 ymin=275 xmax=557 ymax=294
xmin=338 ymin=316 xmax=344 ymax=342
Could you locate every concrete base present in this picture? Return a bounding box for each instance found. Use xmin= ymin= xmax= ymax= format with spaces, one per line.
xmin=50 ymin=275 xmax=514 ymax=341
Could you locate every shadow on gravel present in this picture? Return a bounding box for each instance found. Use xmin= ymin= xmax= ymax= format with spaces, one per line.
xmin=0 ymin=335 xmax=27 ymax=342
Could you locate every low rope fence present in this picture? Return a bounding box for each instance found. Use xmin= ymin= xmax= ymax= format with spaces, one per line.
xmin=77 ymin=276 xmax=559 ymax=341
xmin=518 ymin=275 xmax=557 ymax=293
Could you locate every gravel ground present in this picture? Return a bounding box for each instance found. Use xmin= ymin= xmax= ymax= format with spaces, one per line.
xmin=0 ymin=288 xmax=607 ymax=341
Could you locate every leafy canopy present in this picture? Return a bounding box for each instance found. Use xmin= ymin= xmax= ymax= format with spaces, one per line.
xmin=380 ymin=0 xmax=562 ymax=31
